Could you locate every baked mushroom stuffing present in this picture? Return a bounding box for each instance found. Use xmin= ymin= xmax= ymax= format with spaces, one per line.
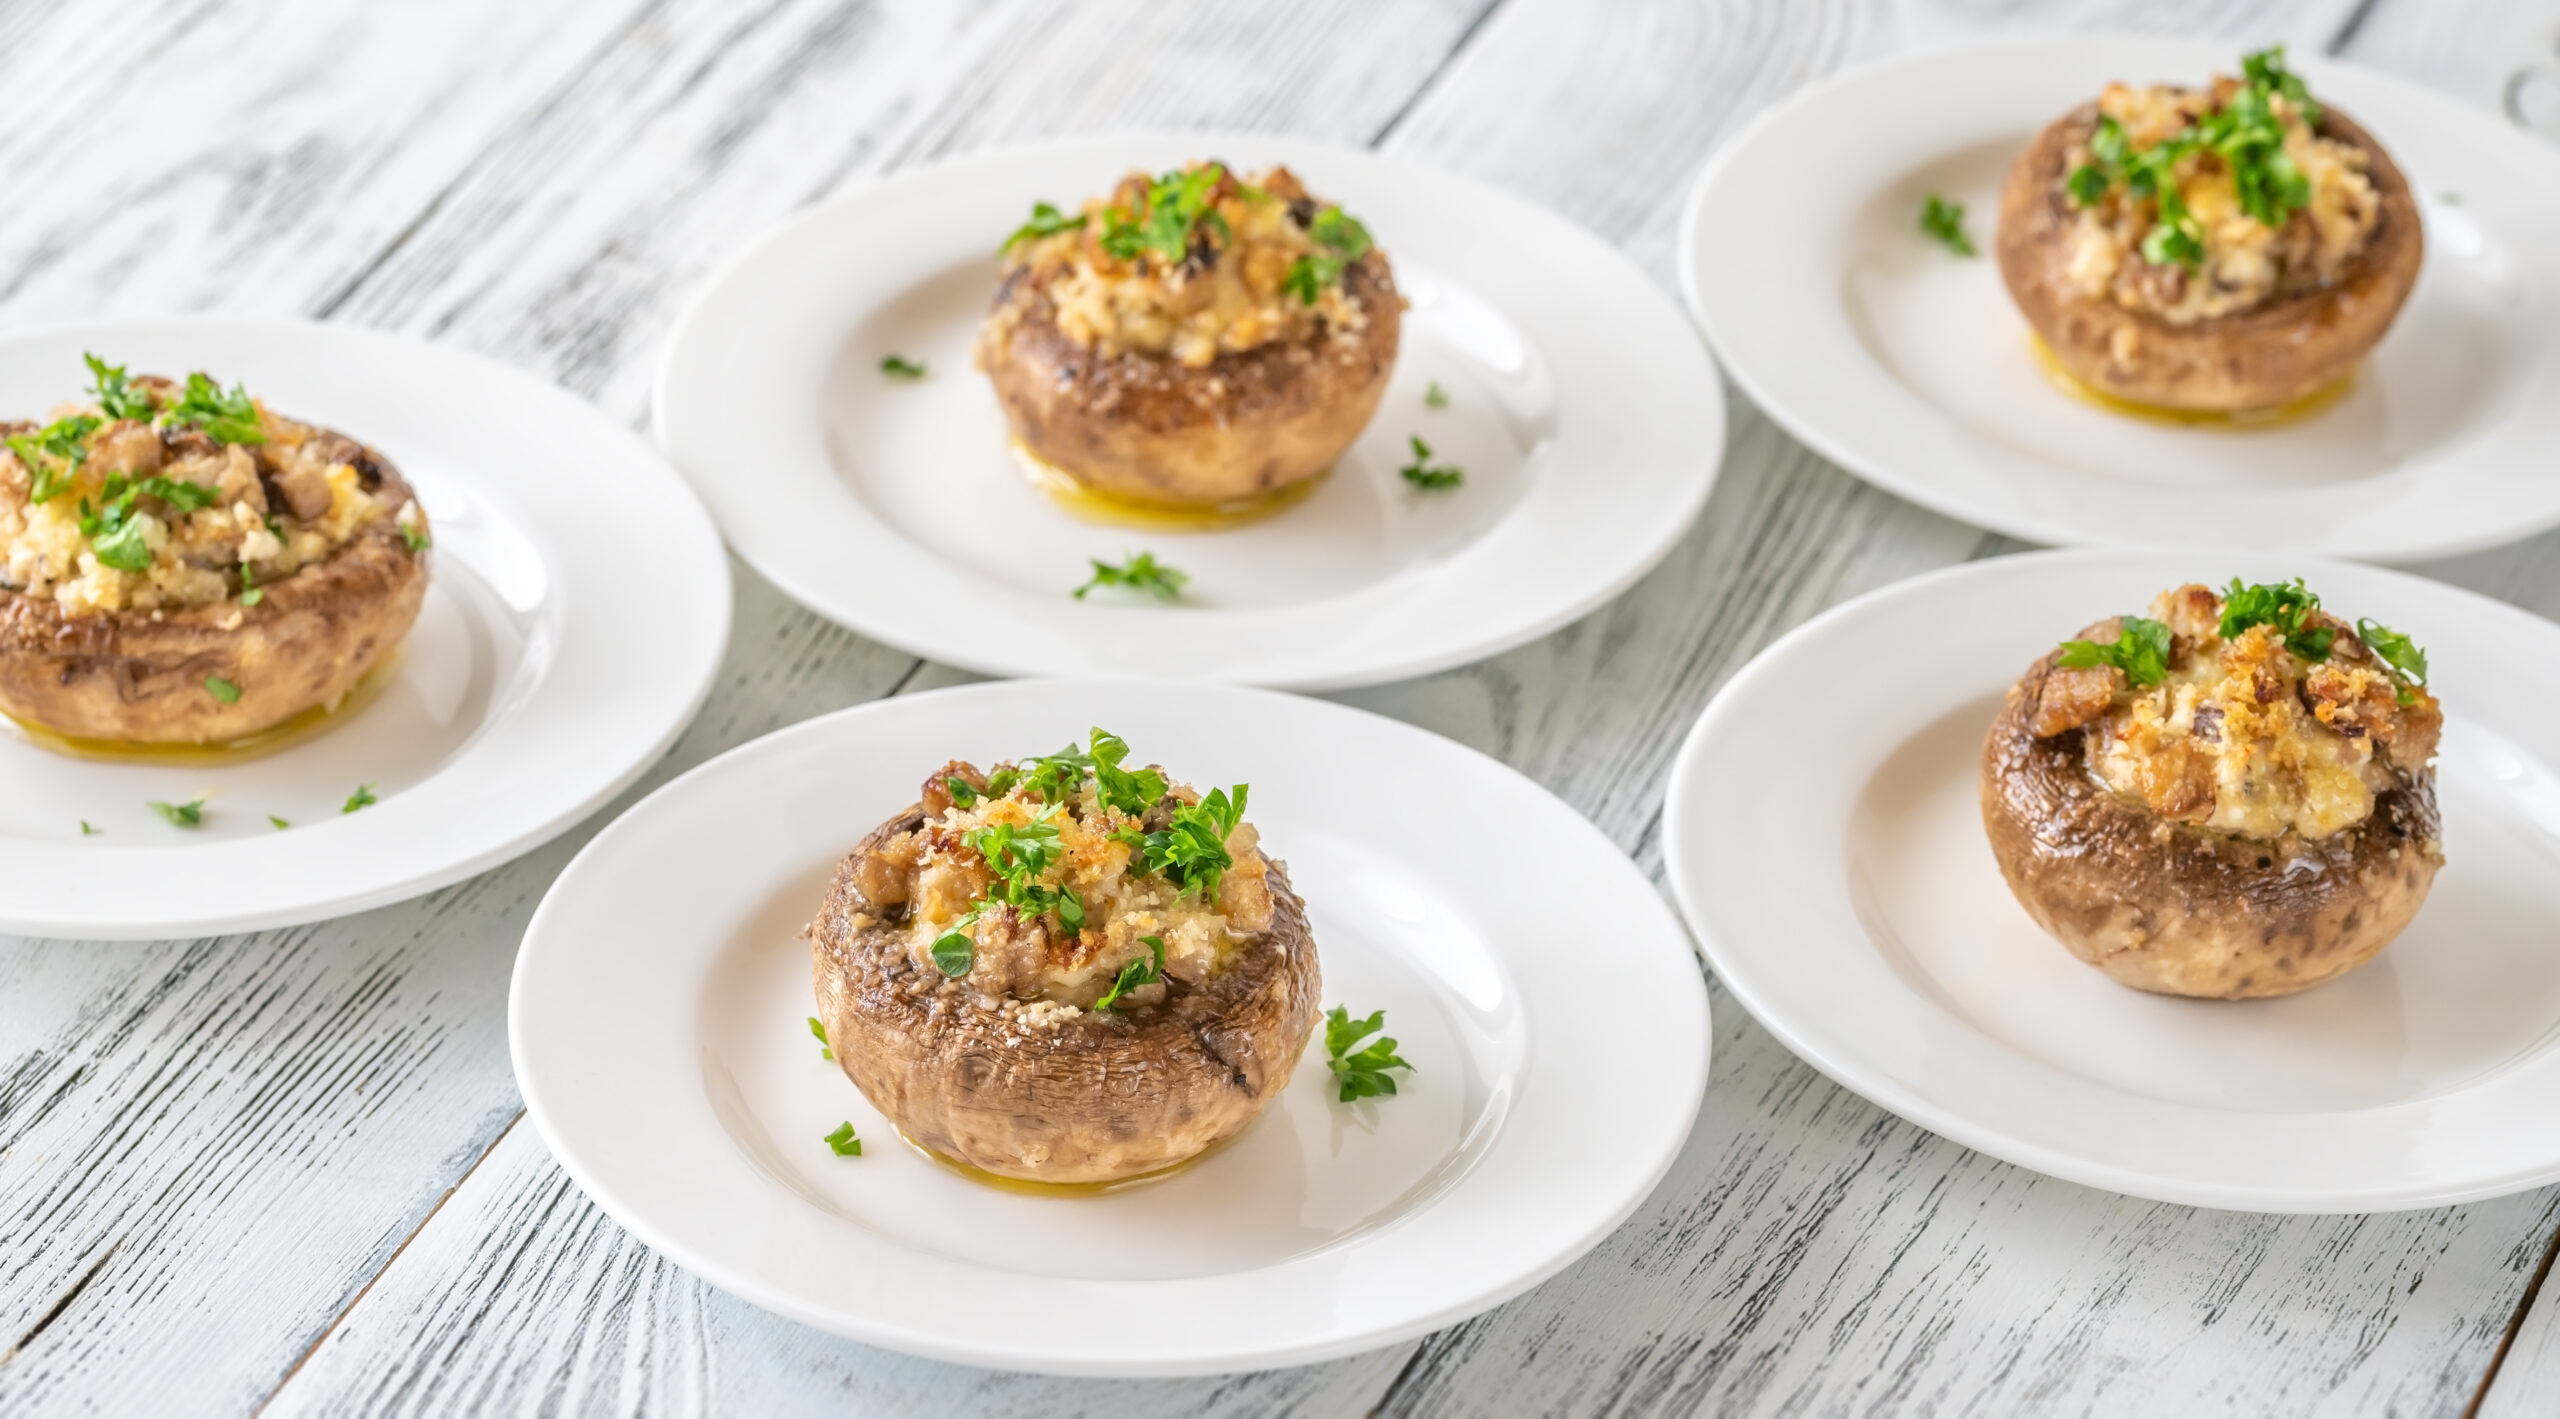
xmin=812 ymin=728 xmax=1321 ymax=1183
xmin=0 ymin=355 xmax=428 ymax=743
xmin=1982 ymin=579 xmax=2443 ymax=999
xmin=1995 ymin=48 xmax=2421 ymax=411
xmin=974 ymin=161 xmax=1402 ymax=510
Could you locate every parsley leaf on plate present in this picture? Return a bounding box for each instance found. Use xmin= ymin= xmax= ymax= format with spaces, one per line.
xmin=879 ymin=354 xmax=927 ymax=379
xmin=1075 ymin=550 xmax=1188 ymax=602
xmin=1397 ymin=435 xmax=1462 ymax=490
xmin=342 ymin=783 xmax=379 ymax=814
xmin=1323 ymin=1006 xmax=1414 ymax=1102
xmin=824 ymin=1121 xmax=863 ymax=1157
xmin=150 ymin=798 xmax=207 ymax=828
xmin=1919 ymin=193 xmax=1976 ymax=256
xmin=807 ymin=1016 xmax=834 ymax=1061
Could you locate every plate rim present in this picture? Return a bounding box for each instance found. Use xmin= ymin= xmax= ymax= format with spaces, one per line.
xmin=652 ymin=128 xmax=1727 ymax=691
xmin=1676 ymin=32 xmax=2560 ymax=563
xmin=1661 ymin=545 xmax=2560 ymax=1212
xmin=509 ymin=674 xmax=1715 ymax=1374
xmin=0 ymin=314 xmax=733 ymax=939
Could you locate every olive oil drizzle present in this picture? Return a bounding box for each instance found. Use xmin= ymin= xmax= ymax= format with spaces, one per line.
xmin=2026 ymin=334 xmax=2356 ymax=429
xmin=1010 ymin=440 xmax=1326 ymax=531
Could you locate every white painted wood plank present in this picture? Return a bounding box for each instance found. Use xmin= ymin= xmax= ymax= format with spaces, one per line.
xmin=2480 ymin=1235 xmax=2560 ymax=1419
xmin=0 ymin=0 xmax=650 ymax=326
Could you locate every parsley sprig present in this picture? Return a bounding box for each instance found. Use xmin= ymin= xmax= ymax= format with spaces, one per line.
xmin=1397 ymin=436 xmax=1462 ymax=490
xmin=9 ymin=414 xmax=101 ymax=505
xmin=1094 ymin=936 xmax=1166 ymax=1012
xmin=1323 ymin=1006 xmax=1413 ymax=1102
xmin=2056 ymin=615 xmax=2172 ymax=688
xmin=2219 ymin=578 xmax=2334 ymax=661
xmin=1142 ymin=785 xmax=1247 ymax=900
xmin=1097 ymin=164 xmax=1233 ymax=270
xmin=1075 ymin=551 xmax=1188 ymax=602
xmin=1282 ymin=204 xmax=1374 ymax=304
xmin=77 ymin=474 xmax=219 ymax=573
xmin=1919 ymin=193 xmax=1976 ymax=256
xmin=161 ymin=372 xmax=266 ymax=445
xmin=86 ymin=354 xmax=155 ymax=421
xmin=2356 ymin=618 xmax=2429 ymax=705
xmin=2065 ymin=46 xmax=2320 ymax=271
xmin=1000 ymin=200 xmax=1087 ymax=255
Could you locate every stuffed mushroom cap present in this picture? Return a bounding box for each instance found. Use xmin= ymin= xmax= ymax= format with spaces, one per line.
xmin=0 ymin=362 xmax=428 ymax=744
xmin=813 ymin=733 xmax=1321 ymax=1184
xmin=1981 ymin=580 xmax=2443 ymax=999
xmin=1995 ymin=51 xmax=2421 ymax=412
xmin=974 ymin=161 xmax=1401 ymax=509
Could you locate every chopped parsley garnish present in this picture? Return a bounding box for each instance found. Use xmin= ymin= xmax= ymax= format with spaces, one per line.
xmin=342 ymin=783 xmax=378 ymax=814
xmin=1000 ymin=199 xmax=1088 ymax=255
xmin=269 ymin=815 xmax=289 ymax=830
xmin=1323 ymin=1006 xmax=1413 ymax=1102
xmin=2357 ymin=618 xmax=2428 ymax=704
xmin=1094 ymin=936 xmax=1166 ymax=1012
xmin=1397 ymin=436 xmax=1463 ymax=490
xmin=2219 ymin=578 xmax=2334 ymax=661
xmin=79 ymin=820 xmax=98 ymax=836
xmin=1282 ymin=203 xmax=1374 ymax=304
xmin=807 ymin=1015 xmax=834 ymax=1060
xmin=240 ymin=565 xmax=263 ymax=607
xmin=1919 ymin=193 xmax=1976 ymax=256
xmin=943 ymin=775 xmax=980 ymax=808
xmin=9 ymin=414 xmax=101 ymax=505
xmin=204 ymin=675 xmax=240 ymax=703
xmin=1424 ymin=381 xmax=1450 ymax=409
xmin=1087 ymin=727 xmax=1167 ymax=815
xmin=85 ymin=354 xmax=157 ymax=421
xmin=400 ymin=521 xmax=431 ymax=553
xmin=823 ymin=1121 xmax=863 ymax=1157
xmin=78 ymin=474 xmax=221 ymax=573
xmin=1142 ymin=784 xmax=1247 ymax=900
xmin=1075 ymin=550 xmax=1188 ymax=602
xmin=964 ymin=814 xmax=1071 ymax=925
xmin=879 ymin=354 xmax=927 ymax=380
xmin=2056 ymin=614 xmax=2172 ymax=688
xmin=1094 ymin=163 xmax=1234 ymax=271
xmin=161 ymin=372 xmax=266 ymax=445
xmin=930 ymin=929 xmax=975 ymax=978
xmin=149 ymin=798 xmax=207 ymax=828
xmin=2065 ymin=46 xmax=2319 ymax=271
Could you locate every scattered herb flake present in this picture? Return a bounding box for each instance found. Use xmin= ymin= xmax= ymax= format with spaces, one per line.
xmin=1424 ymin=381 xmax=1450 ymax=410
xmin=1074 ymin=550 xmax=1189 ymax=602
xmin=1919 ymin=193 xmax=1976 ymax=256
xmin=149 ymin=798 xmax=207 ymax=828
xmin=930 ymin=929 xmax=975 ymax=978
xmin=943 ymin=775 xmax=980 ymax=808
xmin=400 ymin=522 xmax=431 ymax=554
xmin=342 ymin=783 xmax=378 ymax=814
xmin=204 ymin=675 xmax=240 ymax=704
xmin=269 ymin=815 xmax=290 ymax=830
xmin=824 ymin=1121 xmax=863 ymax=1157
xmin=160 ymin=372 xmax=266 ymax=445
xmin=79 ymin=820 xmax=98 ymax=836
xmin=807 ymin=1016 xmax=834 ymax=1061
xmin=1323 ymin=1006 xmax=1414 ymax=1102
xmin=1397 ymin=435 xmax=1463 ymax=490
xmin=879 ymin=354 xmax=927 ymax=380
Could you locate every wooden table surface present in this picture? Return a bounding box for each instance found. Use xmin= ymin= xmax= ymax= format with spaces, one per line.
xmin=5 ymin=1 xmax=2559 ymax=1414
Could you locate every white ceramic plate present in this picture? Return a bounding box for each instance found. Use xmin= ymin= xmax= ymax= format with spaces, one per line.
xmin=655 ymin=132 xmax=1723 ymax=689
xmin=1681 ymin=35 xmax=2560 ymax=561
xmin=0 ymin=320 xmax=730 ymax=940
xmin=1665 ymin=548 xmax=2560 ymax=1212
xmin=510 ymin=679 xmax=1711 ymax=1374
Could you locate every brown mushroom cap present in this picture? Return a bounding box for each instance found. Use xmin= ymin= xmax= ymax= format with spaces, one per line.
xmin=813 ymin=804 xmax=1324 ymax=1184
xmin=1980 ymin=644 xmax=2442 ymax=999
xmin=1994 ymin=101 xmax=2423 ymax=412
xmin=977 ymin=253 xmax=1401 ymax=508
xmin=0 ymin=441 xmax=427 ymax=744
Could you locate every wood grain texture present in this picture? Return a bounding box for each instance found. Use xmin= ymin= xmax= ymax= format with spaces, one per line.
xmin=2481 ymin=1226 xmax=2560 ymax=1419
xmin=5 ymin=0 xmax=2560 ymax=1414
